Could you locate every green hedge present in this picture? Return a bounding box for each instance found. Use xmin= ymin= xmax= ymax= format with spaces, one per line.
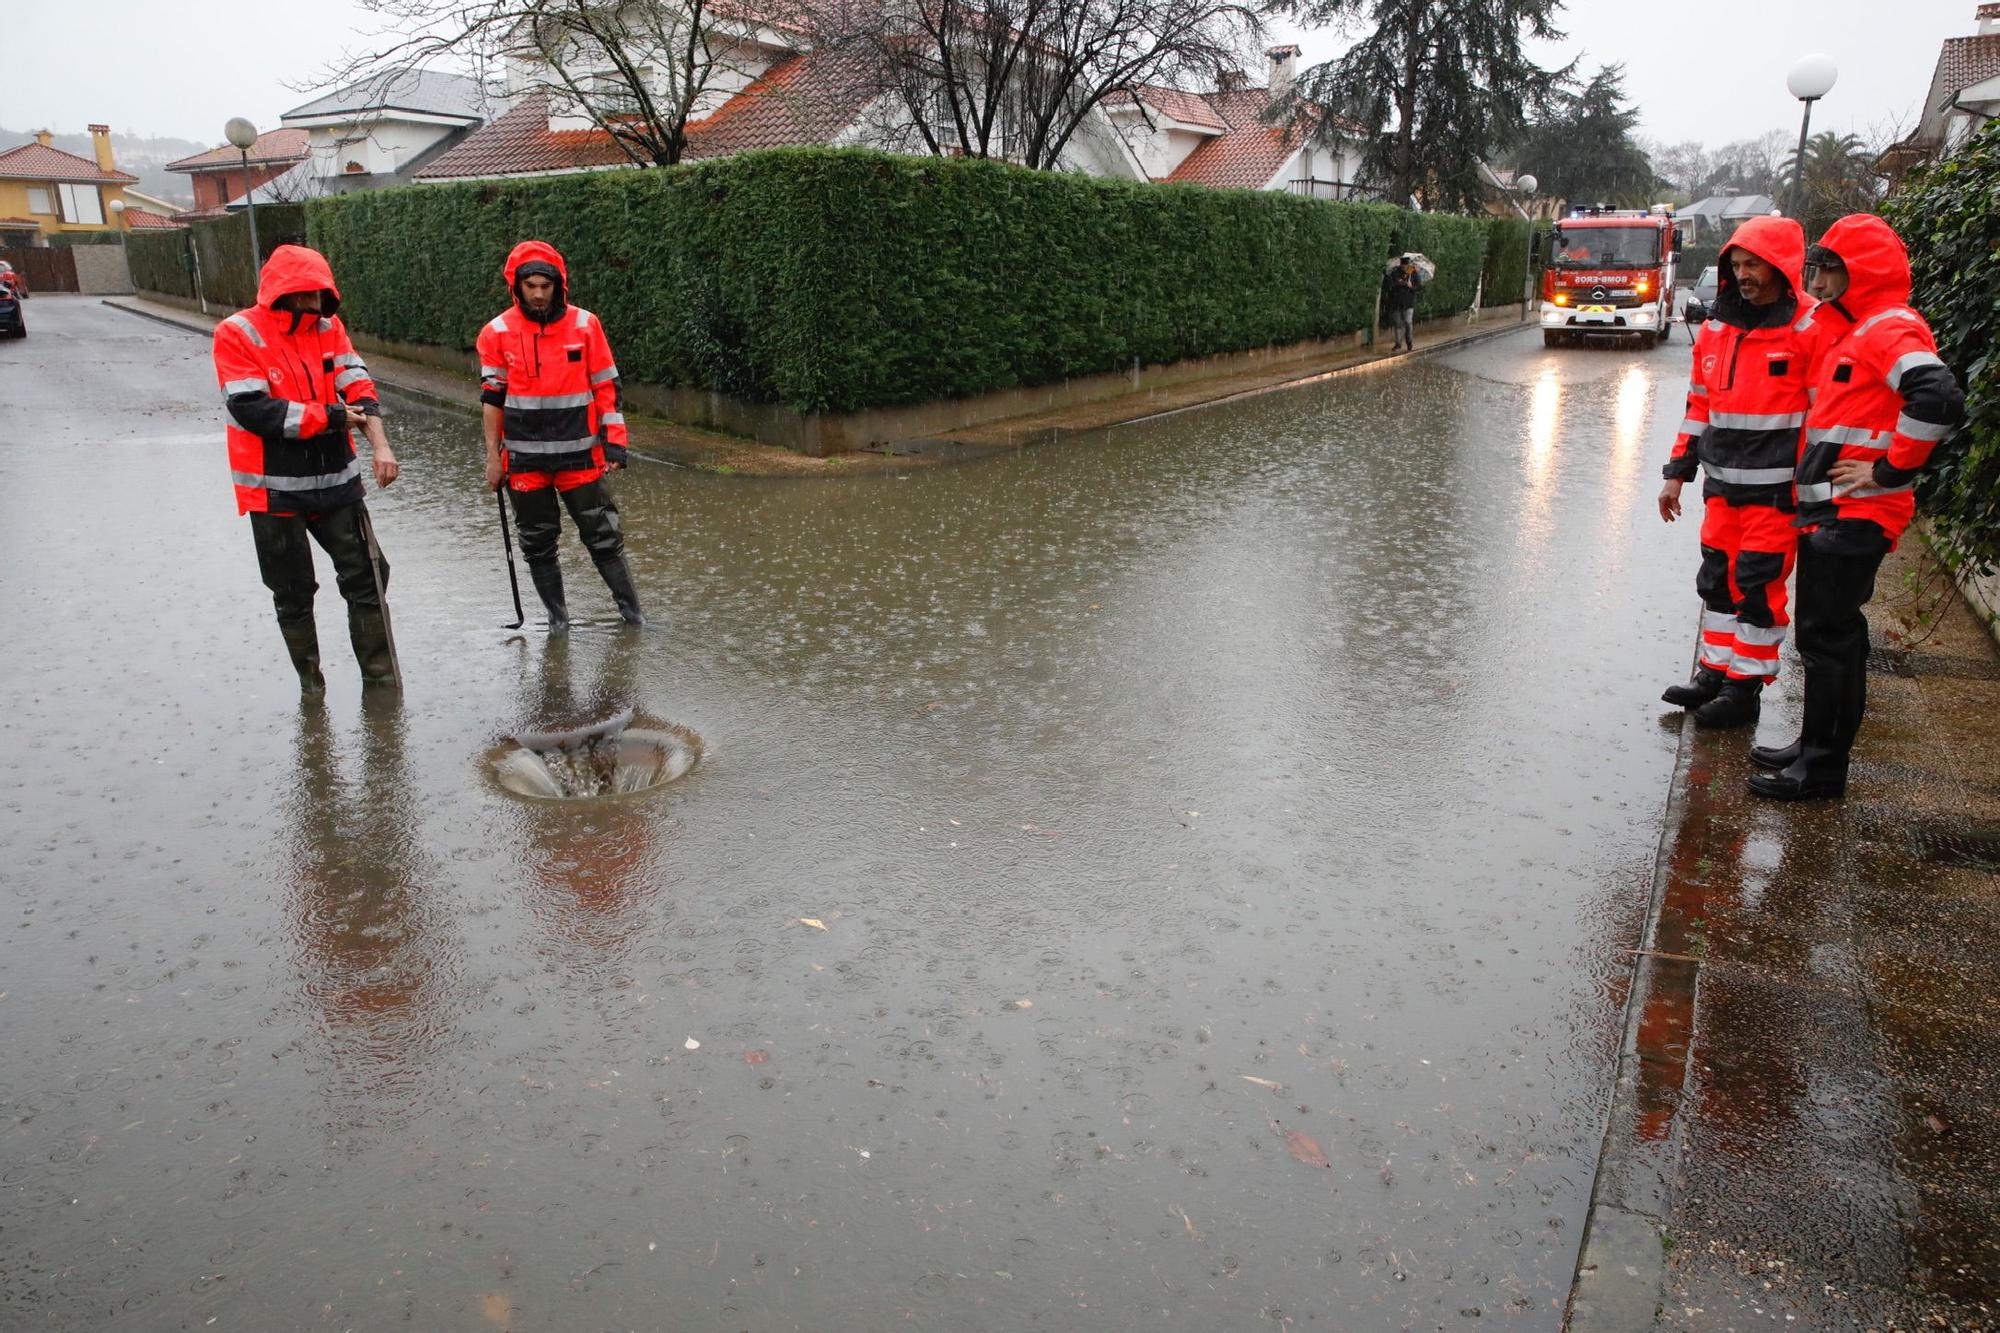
xmin=1882 ymin=122 xmax=2000 ymax=574
xmin=127 ymin=229 xmax=195 ymax=300
xmin=308 ymin=149 xmax=1514 ymax=415
xmin=1479 ymin=217 xmax=1533 ymax=307
xmin=126 ymin=206 xmax=308 ymax=310
xmin=1384 ymin=209 xmax=1491 ymax=319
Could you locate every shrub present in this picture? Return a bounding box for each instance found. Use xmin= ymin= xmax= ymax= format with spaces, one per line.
xmin=127 ymin=206 xmax=309 ymax=310
xmin=1881 ymin=122 xmax=2000 ymax=574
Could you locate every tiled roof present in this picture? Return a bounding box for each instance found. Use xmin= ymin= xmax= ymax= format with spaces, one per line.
xmin=123 ymin=207 xmax=185 ymax=229
xmin=0 ymin=142 xmax=138 ymax=183
xmin=1108 ymin=85 xmax=1227 ymax=132
xmin=283 ymin=69 xmax=497 ymax=123
xmin=166 ymin=128 xmax=310 ymax=172
xmin=1938 ymin=33 xmax=2000 ymax=95
xmin=417 ymin=53 xmax=877 ymax=180
xmin=0 ymin=216 xmax=39 ymax=227
xmin=1163 ymin=88 xmax=1301 ymax=190
xmin=683 ymin=51 xmax=877 ymax=158
xmin=413 ymin=97 xmax=631 ymax=179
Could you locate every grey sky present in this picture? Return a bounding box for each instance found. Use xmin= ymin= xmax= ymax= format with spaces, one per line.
xmin=7 ymin=0 xmax=1978 ymax=150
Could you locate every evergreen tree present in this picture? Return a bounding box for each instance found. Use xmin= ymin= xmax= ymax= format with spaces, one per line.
xmin=1512 ymin=65 xmax=1660 ymax=207
xmin=1276 ymin=0 xmax=1570 ymax=211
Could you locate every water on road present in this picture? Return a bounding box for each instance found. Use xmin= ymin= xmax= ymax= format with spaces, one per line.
xmin=0 ymin=299 xmax=1696 ymax=1329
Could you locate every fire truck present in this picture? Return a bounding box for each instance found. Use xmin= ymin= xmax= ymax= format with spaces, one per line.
xmin=1537 ymin=206 xmax=1683 ymax=349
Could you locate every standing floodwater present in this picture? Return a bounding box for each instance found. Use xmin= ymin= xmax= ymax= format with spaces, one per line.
xmin=0 ymin=299 xmax=1693 ymax=1329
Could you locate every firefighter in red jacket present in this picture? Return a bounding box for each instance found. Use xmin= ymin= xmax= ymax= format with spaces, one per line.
xmin=1657 ymin=215 xmax=1827 ymax=729
xmin=479 ymin=241 xmax=643 ymax=630
xmin=214 ymin=244 xmax=400 ymax=693
xmin=1747 ymin=214 xmax=1964 ymax=800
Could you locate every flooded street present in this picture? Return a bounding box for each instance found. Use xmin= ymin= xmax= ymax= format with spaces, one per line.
xmin=2 ymin=299 xmax=1696 ymax=1330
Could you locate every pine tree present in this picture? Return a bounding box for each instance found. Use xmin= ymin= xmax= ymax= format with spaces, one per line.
xmin=1512 ymin=65 xmax=1660 ymax=207
xmin=1278 ymin=0 xmax=1571 ymax=210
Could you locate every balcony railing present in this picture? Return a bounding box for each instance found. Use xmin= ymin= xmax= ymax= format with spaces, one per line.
xmin=1286 ymin=178 xmax=1386 ymax=202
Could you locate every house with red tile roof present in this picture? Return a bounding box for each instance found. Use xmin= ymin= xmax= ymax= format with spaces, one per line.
xmin=1885 ymin=2 xmax=2000 ymax=172
xmin=166 ymin=129 xmax=310 ymax=218
xmin=1104 ymin=47 xmax=1372 ymax=197
xmin=0 ymin=126 xmax=142 ymax=242
xmin=417 ymin=14 xmax=1148 ymax=183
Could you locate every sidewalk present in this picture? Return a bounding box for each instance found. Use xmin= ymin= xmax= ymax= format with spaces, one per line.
xmin=102 ymin=294 xmax=1534 ymax=473
xmin=1569 ymin=538 xmax=2000 ymax=1330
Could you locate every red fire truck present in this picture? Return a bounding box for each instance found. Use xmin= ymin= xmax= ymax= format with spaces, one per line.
xmin=1537 ymin=206 xmax=1683 ymax=349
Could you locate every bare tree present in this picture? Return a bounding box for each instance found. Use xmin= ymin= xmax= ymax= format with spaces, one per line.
xmin=321 ymin=0 xmax=792 ymax=167
xmin=809 ymin=0 xmax=1262 ymax=170
xmin=1640 ymin=137 xmax=1711 ymax=199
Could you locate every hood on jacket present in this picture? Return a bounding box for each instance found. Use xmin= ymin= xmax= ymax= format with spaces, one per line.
xmin=256 ymin=244 xmax=341 ymax=316
xmin=504 ymin=240 xmax=569 ymax=325
xmin=1813 ymin=213 xmax=1912 ymax=324
xmin=1713 ymin=215 xmax=1804 ymax=328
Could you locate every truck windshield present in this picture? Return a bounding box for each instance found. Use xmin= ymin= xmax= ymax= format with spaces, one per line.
xmin=1550 ymin=226 xmax=1660 ymax=267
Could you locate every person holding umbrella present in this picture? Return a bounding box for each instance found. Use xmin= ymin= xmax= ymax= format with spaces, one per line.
xmin=1381 ymin=253 xmax=1425 ymax=352
xmin=213 ymin=244 xmax=400 ymax=695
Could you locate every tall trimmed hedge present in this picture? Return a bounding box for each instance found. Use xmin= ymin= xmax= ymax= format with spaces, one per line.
xmin=1479 ymin=217 xmax=1532 ymax=308
xmin=125 ymin=207 xmax=309 ymax=310
xmin=1384 ymin=209 xmax=1491 ymax=319
xmin=1883 ymin=121 xmax=2000 ymax=574
xmin=308 ymin=149 xmax=1511 ymax=415
xmin=128 ymin=229 xmax=195 ymax=300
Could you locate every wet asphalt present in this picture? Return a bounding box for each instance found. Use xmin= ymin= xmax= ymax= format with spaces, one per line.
xmin=1 ymin=297 xmax=1701 ymax=1330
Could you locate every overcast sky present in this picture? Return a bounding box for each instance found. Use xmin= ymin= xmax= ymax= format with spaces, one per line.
xmin=6 ymin=0 xmax=1976 ymax=149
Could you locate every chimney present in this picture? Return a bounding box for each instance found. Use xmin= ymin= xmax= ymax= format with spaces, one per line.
xmin=1267 ymin=44 xmax=1301 ymax=101
xmin=35 ymin=129 xmax=53 ymax=148
xmin=1981 ymin=2 xmax=2000 ymax=33
xmin=88 ymin=124 xmax=116 ymax=174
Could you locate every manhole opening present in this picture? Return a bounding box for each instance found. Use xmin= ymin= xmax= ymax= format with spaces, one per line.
xmin=487 ymin=710 xmax=701 ymax=800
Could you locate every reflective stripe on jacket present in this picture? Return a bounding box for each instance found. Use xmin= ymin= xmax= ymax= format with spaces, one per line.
xmin=212 ymin=244 xmax=378 ymax=517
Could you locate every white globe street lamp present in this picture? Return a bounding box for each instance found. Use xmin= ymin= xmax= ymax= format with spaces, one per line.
xmin=1514 ymin=173 xmax=1540 ymax=320
xmin=108 ymin=198 xmax=131 ymax=292
xmin=224 ymin=116 xmax=262 ymax=262
xmin=1785 ymin=55 xmax=1838 ymax=223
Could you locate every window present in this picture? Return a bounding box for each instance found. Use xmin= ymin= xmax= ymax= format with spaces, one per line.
xmin=590 ymin=67 xmax=654 ymax=115
xmin=26 ymin=187 xmax=53 ymax=214
xmin=57 ymin=183 xmax=105 ymax=226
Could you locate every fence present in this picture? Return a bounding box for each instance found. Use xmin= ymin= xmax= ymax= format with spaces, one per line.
xmin=0 ymin=247 xmax=79 ymax=293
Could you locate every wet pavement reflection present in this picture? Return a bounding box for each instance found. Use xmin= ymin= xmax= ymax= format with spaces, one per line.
xmin=2 ymin=300 xmax=1699 ymax=1329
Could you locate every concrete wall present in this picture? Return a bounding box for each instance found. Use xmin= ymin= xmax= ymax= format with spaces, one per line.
xmin=72 ymin=243 xmax=133 ymax=294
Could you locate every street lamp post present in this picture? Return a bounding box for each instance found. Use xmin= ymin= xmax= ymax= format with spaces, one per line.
xmin=107 ymin=198 xmax=129 ymax=292
xmin=224 ymin=117 xmax=262 ymax=264
xmin=1511 ymin=173 xmax=1540 ymax=321
xmin=1785 ymin=55 xmax=1838 ymax=225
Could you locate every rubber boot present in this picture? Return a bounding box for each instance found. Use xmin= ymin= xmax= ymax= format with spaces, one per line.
xmin=528 ymin=562 xmax=569 ymax=634
xmin=1692 ymin=678 xmax=1761 ymax=730
xmin=279 ymin=618 xmax=325 ymax=697
xmin=1662 ymin=664 xmax=1727 ymax=708
xmin=1749 ymin=675 xmax=1849 ymax=800
xmin=1749 ymin=737 xmax=1802 ymax=771
xmin=349 ymin=605 xmax=398 ymax=687
xmin=597 ymin=556 xmax=645 ymax=627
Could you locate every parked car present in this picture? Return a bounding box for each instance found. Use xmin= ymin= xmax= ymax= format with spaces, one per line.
xmin=1682 ymin=265 xmax=1720 ymax=325
xmin=0 ymin=283 xmax=24 ymax=339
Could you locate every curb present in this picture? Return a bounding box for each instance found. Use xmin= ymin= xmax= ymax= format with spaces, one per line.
xmin=1562 ymin=714 xmax=1696 ymax=1330
xmin=1098 ymin=317 xmax=1536 ymax=433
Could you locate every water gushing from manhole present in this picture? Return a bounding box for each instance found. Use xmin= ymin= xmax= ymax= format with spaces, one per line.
xmin=487 ymin=708 xmax=701 ymax=800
